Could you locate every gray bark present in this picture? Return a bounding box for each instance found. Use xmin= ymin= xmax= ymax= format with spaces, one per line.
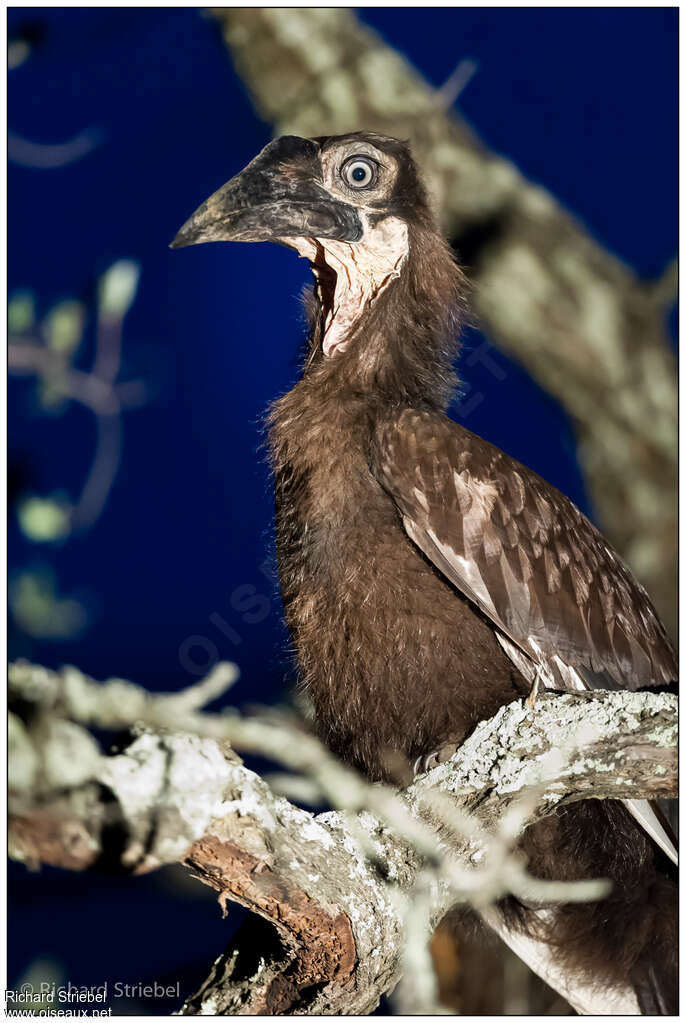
xmin=8 ymin=660 xmax=676 ymax=1015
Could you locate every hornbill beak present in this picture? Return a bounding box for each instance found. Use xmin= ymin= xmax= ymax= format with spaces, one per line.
xmin=170 ymin=136 xmax=363 ymax=249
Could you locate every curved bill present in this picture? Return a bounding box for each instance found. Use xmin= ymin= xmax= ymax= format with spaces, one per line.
xmin=171 ymin=136 xmax=363 ymax=248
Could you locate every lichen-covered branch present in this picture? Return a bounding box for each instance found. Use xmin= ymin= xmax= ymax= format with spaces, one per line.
xmin=209 ymin=7 xmax=677 ymax=635
xmin=9 ymin=661 xmax=676 ymax=1015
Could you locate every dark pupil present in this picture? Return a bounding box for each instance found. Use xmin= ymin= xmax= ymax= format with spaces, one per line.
xmin=352 ymin=165 xmax=367 ymax=182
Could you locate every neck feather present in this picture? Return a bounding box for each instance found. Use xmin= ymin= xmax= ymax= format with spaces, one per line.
xmin=301 ymin=222 xmax=468 ymax=410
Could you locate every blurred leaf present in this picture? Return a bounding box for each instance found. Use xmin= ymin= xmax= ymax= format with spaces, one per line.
xmin=12 ymin=958 xmax=65 ymax=1012
xmin=45 ymin=299 xmax=85 ymax=354
xmin=37 ymin=374 xmax=71 ymax=413
xmin=8 ymin=291 xmax=35 ymax=333
xmin=8 ymin=38 xmax=31 ymax=69
xmin=98 ymin=259 xmax=140 ymax=320
xmin=18 ymin=495 xmax=72 ymax=542
xmin=10 ymin=569 xmax=89 ymax=639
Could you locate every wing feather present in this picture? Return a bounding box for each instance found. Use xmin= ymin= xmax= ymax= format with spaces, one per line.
xmin=374 ymin=410 xmax=677 ymax=863
xmin=374 ymin=409 xmax=676 ymax=691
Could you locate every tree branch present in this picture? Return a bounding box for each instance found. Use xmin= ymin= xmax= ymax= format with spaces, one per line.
xmin=209 ymin=7 xmax=677 ymax=636
xmin=9 ymin=661 xmax=676 ymax=1015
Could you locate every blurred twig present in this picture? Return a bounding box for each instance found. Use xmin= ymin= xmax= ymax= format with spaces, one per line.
xmin=9 ymin=262 xmax=146 ymax=538
xmin=8 ymin=129 xmax=101 ymax=169
xmin=435 ymin=57 xmax=479 ymax=109
xmin=8 ymin=36 xmax=102 ymax=168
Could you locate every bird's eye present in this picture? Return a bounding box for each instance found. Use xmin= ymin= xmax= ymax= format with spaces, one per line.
xmin=341 ymin=156 xmax=376 ymax=189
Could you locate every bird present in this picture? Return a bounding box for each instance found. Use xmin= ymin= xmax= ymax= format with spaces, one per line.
xmin=172 ymin=132 xmax=677 ymax=1014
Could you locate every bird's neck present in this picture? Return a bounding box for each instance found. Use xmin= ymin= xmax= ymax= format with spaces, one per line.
xmin=267 ymin=223 xmax=467 ymax=485
xmin=294 ymin=222 xmax=468 ymax=411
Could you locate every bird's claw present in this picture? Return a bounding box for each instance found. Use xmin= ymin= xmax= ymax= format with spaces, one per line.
xmin=413 ymin=742 xmax=459 ymax=777
xmin=525 ymin=670 xmax=542 ymax=710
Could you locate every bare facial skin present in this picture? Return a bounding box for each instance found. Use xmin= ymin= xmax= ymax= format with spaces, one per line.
xmin=281 ymin=138 xmax=410 ymax=357
xmin=285 ymin=216 xmax=409 ymax=357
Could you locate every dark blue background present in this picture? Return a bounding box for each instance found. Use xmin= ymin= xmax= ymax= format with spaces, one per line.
xmin=8 ymin=7 xmax=677 ymax=1010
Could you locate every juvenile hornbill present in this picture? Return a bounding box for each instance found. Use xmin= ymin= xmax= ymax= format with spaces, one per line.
xmin=173 ymin=133 xmax=677 ymax=1013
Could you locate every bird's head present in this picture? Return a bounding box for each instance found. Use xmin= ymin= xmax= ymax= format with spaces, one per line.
xmin=172 ymin=133 xmax=453 ymax=360
xmin=171 ymin=132 xmax=430 ymax=248
xmin=173 ymin=133 xmax=465 ymax=404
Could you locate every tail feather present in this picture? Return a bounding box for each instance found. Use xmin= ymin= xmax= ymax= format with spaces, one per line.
xmin=497 ymin=800 xmax=677 ymax=1015
xmin=632 ymin=958 xmax=678 ymax=1015
xmin=625 ymin=798 xmax=678 ymax=865
xmin=481 ymin=907 xmax=640 ymax=1014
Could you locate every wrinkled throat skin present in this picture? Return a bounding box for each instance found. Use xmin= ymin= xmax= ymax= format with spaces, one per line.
xmin=283 ymin=215 xmax=409 ymax=358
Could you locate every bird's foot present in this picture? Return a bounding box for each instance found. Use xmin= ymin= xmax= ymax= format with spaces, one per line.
xmin=413 ymin=742 xmax=459 ymax=777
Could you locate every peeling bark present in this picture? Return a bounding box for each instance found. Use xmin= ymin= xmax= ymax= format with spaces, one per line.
xmin=184 ymin=837 xmax=357 ymax=1014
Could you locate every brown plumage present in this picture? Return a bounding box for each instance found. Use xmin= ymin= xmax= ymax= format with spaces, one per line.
xmin=173 ymin=132 xmax=677 ymax=1013
xmin=374 ymin=409 xmax=676 ymax=693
